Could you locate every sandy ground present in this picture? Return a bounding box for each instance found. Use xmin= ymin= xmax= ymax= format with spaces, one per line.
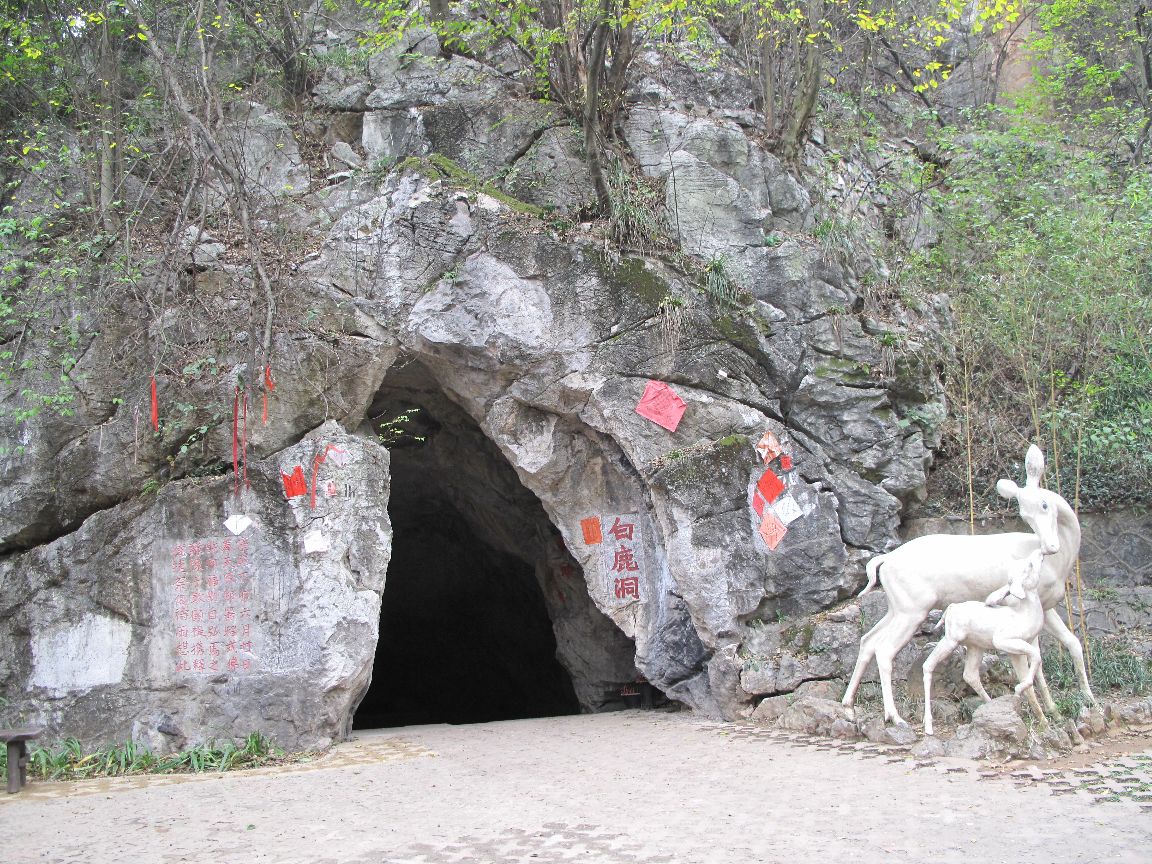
xmin=1 ymin=711 xmax=1149 ymax=864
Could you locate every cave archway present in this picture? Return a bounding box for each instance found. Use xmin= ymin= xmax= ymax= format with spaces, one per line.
xmin=352 ymin=359 xmax=636 ymax=728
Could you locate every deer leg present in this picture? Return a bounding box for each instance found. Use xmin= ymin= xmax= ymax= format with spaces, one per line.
xmin=995 ymin=636 xmax=1041 ymax=690
xmin=1030 ymin=638 xmax=1058 ymax=713
xmin=842 ymin=608 xmax=893 ymax=709
xmin=921 ymin=635 xmax=958 ymax=736
xmin=1043 ymin=608 xmax=1096 ymax=704
xmin=961 ymin=647 xmax=992 ymax=702
xmin=1007 ymin=650 xmax=1049 ymax=727
xmin=873 ymin=612 xmax=924 ymax=726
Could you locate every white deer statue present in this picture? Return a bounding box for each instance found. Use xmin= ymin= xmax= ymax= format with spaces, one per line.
xmin=922 ymin=549 xmax=1048 ymax=736
xmin=841 ymin=444 xmax=1095 ymax=726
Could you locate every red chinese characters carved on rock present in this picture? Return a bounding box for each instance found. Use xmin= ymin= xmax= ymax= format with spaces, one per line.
xmin=614 ymin=575 xmax=641 ymax=600
xmin=611 ymin=546 xmax=640 ymax=573
xmin=170 ymin=536 xmax=257 ymax=676
xmin=607 ymin=517 xmax=635 ymax=542
xmin=600 ymin=513 xmax=644 ymax=604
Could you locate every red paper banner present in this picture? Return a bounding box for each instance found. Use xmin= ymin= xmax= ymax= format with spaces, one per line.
xmin=580 ymin=517 xmax=603 ymax=546
xmin=634 ymin=380 xmax=687 ymax=433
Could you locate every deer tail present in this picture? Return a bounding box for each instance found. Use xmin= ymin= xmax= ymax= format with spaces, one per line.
xmin=859 ymin=554 xmax=886 ymax=597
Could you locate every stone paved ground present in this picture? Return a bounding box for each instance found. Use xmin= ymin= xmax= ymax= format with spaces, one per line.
xmin=1 ymin=711 xmax=1149 ymax=864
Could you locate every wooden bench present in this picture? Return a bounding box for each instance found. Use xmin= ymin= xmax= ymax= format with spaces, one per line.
xmin=2 ymin=728 xmax=42 ymax=794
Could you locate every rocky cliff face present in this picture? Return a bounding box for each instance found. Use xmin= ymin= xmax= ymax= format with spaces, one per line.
xmin=0 ymin=26 xmax=947 ymax=748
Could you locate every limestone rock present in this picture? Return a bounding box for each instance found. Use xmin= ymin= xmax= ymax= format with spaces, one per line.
xmin=778 ymin=695 xmax=860 ymax=739
xmin=331 ymin=141 xmax=363 ymax=169
xmin=0 ymin=30 xmax=957 ymax=748
xmin=504 ymin=127 xmax=595 ymax=214
xmin=794 ymin=679 xmax=843 ymax=702
xmin=1113 ymin=698 xmax=1152 ymax=725
xmin=1077 ymin=705 xmax=1108 ymax=738
xmin=910 ymin=736 xmax=947 ymax=758
xmin=225 ymin=102 xmax=311 ymax=199
xmin=1 ymin=424 xmax=391 ymax=750
xmin=181 ymin=226 xmax=227 ymax=267
xmin=944 ymin=696 xmax=1040 ymax=760
xmin=363 ymin=30 xmax=510 ymax=110
xmin=860 ymin=717 xmax=918 ymax=746
xmin=750 ymin=694 xmax=791 ymax=724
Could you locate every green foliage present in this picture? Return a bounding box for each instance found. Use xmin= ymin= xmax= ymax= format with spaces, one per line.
xmin=701 ymin=253 xmax=747 ymax=310
xmin=357 ymin=0 xmax=716 ymax=102
xmin=605 ymin=160 xmax=667 ymax=251
xmin=911 ymin=110 xmax=1152 ymax=507
xmin=378 ymin=406 xmax=425 ymax=446
xmin=1044 ymin=634 xmax=1152 ymax=709
xmin=1 ymin=732 xmax=288 ymax=782
xmin=1029 ymin=0 xmax=1152 ymax=133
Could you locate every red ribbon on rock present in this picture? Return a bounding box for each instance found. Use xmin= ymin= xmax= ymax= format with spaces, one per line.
xmin=309 ymin=443 xmax=346 ymax=509
xmin=241 ymin=389 xmax=249 ymax=490
xmin=232 ymin=387 xmax=240 ymax=496
xmin=150 ymin=376 xmax=159 ymax=430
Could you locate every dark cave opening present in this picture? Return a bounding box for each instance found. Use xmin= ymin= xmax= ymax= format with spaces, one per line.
xmin=352 ymin=362 xmax=581 ymax=729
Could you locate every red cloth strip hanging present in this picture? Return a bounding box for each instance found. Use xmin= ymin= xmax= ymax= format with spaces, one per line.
xmin=232 ymin=386 xmax=240 ymax=497
xmin=150 ymin=376 xmax=159 ymax=430
xmin=241 ymin=390 xmax=250 ymax=490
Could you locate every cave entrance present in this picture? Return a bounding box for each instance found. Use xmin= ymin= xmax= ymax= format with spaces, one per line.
xmin=352 ymin=359 xmax=584 ymax=729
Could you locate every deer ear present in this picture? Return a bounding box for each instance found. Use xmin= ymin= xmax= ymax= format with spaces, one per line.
xmin=996 ymin=479 xmax=1019 ymax=500
xmin=1025 ymin=444 xmax=1045 ymax=488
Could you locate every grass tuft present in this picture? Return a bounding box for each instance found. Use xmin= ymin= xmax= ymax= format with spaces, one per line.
xmin=1 ymin=732 xmax=294 ymax=783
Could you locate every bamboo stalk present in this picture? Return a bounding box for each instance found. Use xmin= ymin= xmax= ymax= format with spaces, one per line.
xmin=963 ymin=355 xmax=975 ymax=534
xmin=1073 ymin=390 xmax=1092 ymax=680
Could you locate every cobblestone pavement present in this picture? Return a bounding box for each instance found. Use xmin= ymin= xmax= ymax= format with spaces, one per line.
xmin=2 ymin=712 xmax=1149 ymax=864
xmin=0 ymin=737 xmax=437 ymax=801
xmin=696 ymin=719 xmax=1152 ymax=810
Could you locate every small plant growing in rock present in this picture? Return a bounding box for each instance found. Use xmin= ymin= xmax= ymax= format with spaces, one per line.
xmin=378 ymin=407 xmax=425 ymax=447
xmin=702 ymin=254 xmax=743 ymax=309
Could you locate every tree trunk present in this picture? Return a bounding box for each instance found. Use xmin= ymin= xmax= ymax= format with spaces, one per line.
xmin=778 ymin=1 xmax=822 ymax=165
xmin=97 ymin=9 xmax=121 ymax=233
xmin=583 ymin=0 xmax=612 ymax=212
xmin=759 ymin=32 xmax=776 ymax=138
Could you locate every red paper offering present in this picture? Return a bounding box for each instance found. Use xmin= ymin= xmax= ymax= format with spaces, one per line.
xmin=281 ymin=465 xmax=307 ymax=498
xmin=758 ymin=511 xmax=788 ymax=551
xmin=634 ymin=380 xmax=687 ymax=433
xmin=756 ymin=468 xmax=785 ymax=505
xmin=755 ymin=430 xmax=782 ymax=462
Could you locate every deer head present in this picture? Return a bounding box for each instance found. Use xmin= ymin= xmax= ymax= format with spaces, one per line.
xmin=995 ymin=445 xmax=1061 ymax=555
xmin=986 ymin=549 xmax=1044 ymax=606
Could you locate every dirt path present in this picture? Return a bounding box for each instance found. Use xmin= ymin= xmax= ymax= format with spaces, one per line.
xmin=2 ymin=711 xmax=1149 ymax=864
